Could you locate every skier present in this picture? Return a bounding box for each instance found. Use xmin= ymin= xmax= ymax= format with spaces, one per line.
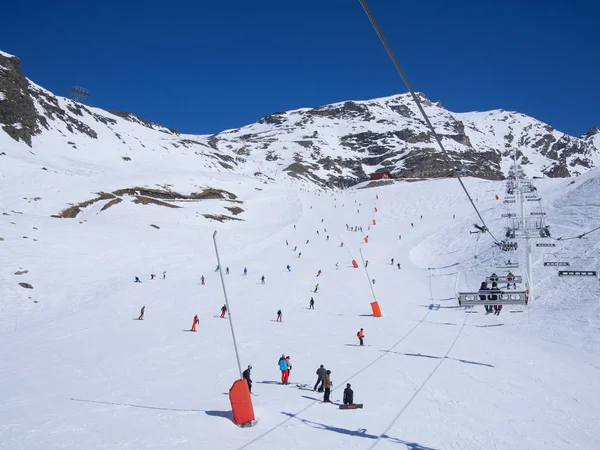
xmin=340 ymin=242 xmax=344 ymax=247
xmin=278 ymin=354 xmax=289 ymax=384
xmin=261 ymin=275 xmax=265 ymax=285
xmin=391 ymin=258 xmax=394 ymax=265
xmin=162 ymin=271 xmax=166 ymax=279
xmin=276 ymin=309 xmax=282 ymax=322
xmin=306 ymin=239 xmax=310 ymax=244
xmin=286 ymin=240 xmax=289 ymax=246
xmin=138 ymin=306 xmax=145 ymax=320
xmin=479 ymin=281 xmax=492 ymax=314
xmin=399 ymin=235 xmax=402 ymax=240
xmin=326 ymin=236 xmax=329 ymax=241
xmin=314 ymin=283 xmax=319 ymax=293
xmin=397 ymin=263 xmax=401 ymax=270
xmin=134 ymin=276 xmax=141 ymax=283
xmin=372 ymin=279 xmax=376 ymax=285
xmin=201 ymin=275 xmax=205 ymax=285
xmin=242 ymin=365 xmax=253 ymax=393
xmin=243 ymin=267 xmax=247 ymax=276
xmin=298 ymin=252 xmax=302 ymax=258
xmin=226 ymin=267 xmax=230 ymax=275
xmin=316 ymin=230 xmax=319 ymax=235
xmin=150 ymin=273 xmax=156 ymax=280
xmin=215 ymin=265 xmax=220 ymax=272
xmin=343 ymin=383 xmax=354 ymax=405
xmin=314 ymin=364 xmax=326 ymax=392
xmin=365 ymin=260 xmax=369 ymax=267
xmin=191 ymin=315 xmax=199 ymax=332
xmin=293 ymin=246 xmax=297 ymax=251
xmin=316 ymin=269 xmax=322 ymax=277
xmin=357 ymin=328 xmax=365 ymax=346
xmin=309 ymin=297 xmax=315 ymax=309
xmin=220 ymin=304 xmax=227 ymax=318
xmin=323 ymin=370 xmax=332 ymax=403
xmin=335 ymin=262 xmax=339 ymax=270
xmin=287 ymin=265 xmax=291 ymax=272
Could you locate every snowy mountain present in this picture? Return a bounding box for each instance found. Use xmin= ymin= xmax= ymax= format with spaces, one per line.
xmin=1 ymin=50 xmax=599 ymax=189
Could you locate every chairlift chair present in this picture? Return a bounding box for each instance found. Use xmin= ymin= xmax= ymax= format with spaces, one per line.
xmin=455 ymin=271 xmax=528 ymax=307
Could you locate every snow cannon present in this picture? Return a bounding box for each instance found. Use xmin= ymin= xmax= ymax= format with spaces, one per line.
xmin=352 ymin=260 xmax=359 ymax=268
xmin=370 ymin=301 xmax=382 ymax=317
xmin=229 ymin=379 xmax=256 ymax=427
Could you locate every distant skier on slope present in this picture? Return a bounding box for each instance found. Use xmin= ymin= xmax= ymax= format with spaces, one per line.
xmin=357 ymin=328 xmax=365 ymax=346
xmin=243 ymin=365 xmax=252 ymax=393
xmin=397 ymin=263 xmax=401 ymax=270
xmin=162 ymin=271 xmax=166 ymax=279
xmin=226 ymin=267 xmax=230 ymax=275
xmin=316 ymin=269 xmax=322 ymax=277
xmin=215 ymin=265 xmax=220 ymax=272
xmin=314 ymin=283 xmax=319 ymax=293
xmin=191 ymin=315 xmax=199 ymax=332
xmin=309 ymin=297 xmax=314 ymax=309
xmin=201 ymin=275 xmax=205 ymax=285
xmin=261 ymin=275 xmax=265 ymax=285
xmin=220 ymin=304 xmax=227 ymax=318
xmin=287 ymin=265 xmax=291 ymax=272
xmin=276 ymin=309 xmax=282 ymax=322
xmin=243 ymin=267 xmax=247 ymax=276
xmin=134 ymin=276 xmax=141 ymax=283
xmin=391 ymin=258 xmax=394 ymax=265
xmin=138 ymin=306 xmax=145 ymax=320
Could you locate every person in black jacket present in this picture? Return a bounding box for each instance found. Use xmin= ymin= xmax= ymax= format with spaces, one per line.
xmin=314 ymin=365 xmax=326 ymax=392
xmin=479 ymin=281 xmax=492 ymax=314
xmin=242 ymin=365 xmax=252 ymax=393
xmin=343 ymin=383 xmax=354 ymax=405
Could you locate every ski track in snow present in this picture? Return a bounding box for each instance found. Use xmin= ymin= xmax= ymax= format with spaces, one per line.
xmin=1 ymin=163 xmax=600 ymax=450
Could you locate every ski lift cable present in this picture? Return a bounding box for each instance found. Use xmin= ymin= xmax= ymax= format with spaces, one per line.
xmin=358 ymin=0 xmax=500 ymax=245
xmin=554 ymin=224 xmax=600 ymax=241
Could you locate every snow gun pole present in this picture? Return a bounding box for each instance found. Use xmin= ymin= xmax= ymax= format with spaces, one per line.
xmin=213 ymin=231 xmax=243 ymax=379
xmin=359 ymin=248 xmax=377 ymax=303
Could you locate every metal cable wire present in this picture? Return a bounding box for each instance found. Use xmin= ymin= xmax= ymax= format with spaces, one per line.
xmin=358 ymin=0 xmax=500 ymax=245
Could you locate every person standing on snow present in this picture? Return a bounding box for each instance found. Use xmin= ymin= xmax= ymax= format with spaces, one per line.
xmin=397 ymin=263 xmax=401 ymax=270
xmin=293 ymin=246 xmax=297 ymax=251
xmin=201 ymin=275 xmax=205 ymax=285
xmin=162 ymin=271 xmax=166 ymax=279
xmin=261 ymin=275 xmax=265 ymax=285
xmin=242 ymin=365 xmax=253 ymax=393
xmin=276 ymin=309 xmax=282 ymax=322
xmin=150 ymin=273 xmax=156 ymax=280
xmin=278 ymin=354 xmax=289 ymax=384
xmin=357 ymin=328 xmax=365 ymax=346
xmin=323 ymin=370 xmax=332 ymax=402
xmin=343 ymin=383 xmax=354 ymax=405
xmin=391 ymin=258 xmax=394 ymax=265
xmin=286 ymin=240 xmax=289 ymax=246
xmin=226 ymin=267 xmax=230 ymax=275
xmin=287 ymin=265 xmax=291 ymax=272
xmin=191 ymin=315 xmax=199 ymax=332
xmin=138 ymin=306 xmax=145 ymax=320
xmin=314 ymin=283 xmax=319 ymax=293
xmin=220 ymin=304 xmax=227 ymax=318
xmin=309 ymin=297 xmax=314 ymax=309
xmin=314 ymin=365 xmax=326 ymax=392
xmin=285 ymin=356 xmax=292 ymax=382
xmin=215 ymin=265 xmax=220 ymax=272
xmin=243 ymin=267 xmax=247 ymax=276
xmin=335 ymin=262 xmax=339 ymax=270
xmin=316 ymin=269 xmax=322 ymax=277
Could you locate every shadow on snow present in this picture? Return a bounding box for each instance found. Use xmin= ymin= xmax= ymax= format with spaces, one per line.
xmin=70 ymin=397 xmax=203 ymax=412
xmin=382 ymin=351 xmax=494 ymax=368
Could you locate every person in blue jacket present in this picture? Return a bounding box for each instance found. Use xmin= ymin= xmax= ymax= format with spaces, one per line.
xmin=279 ymin=354 xmax=289 ymax=384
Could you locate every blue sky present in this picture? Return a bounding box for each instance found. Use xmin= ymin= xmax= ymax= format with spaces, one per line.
xmin=1 ymin=0 xmax=598 ymax=136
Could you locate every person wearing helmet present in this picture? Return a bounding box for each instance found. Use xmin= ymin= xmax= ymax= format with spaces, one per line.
xmin=343 ymin=383 xmax=354 ymax=405
xmin=242 ymin=365 xmax=252 ymax=393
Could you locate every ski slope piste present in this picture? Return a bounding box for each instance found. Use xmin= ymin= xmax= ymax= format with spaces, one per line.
xmin=1 ymin=164 xmax=599 ymax=449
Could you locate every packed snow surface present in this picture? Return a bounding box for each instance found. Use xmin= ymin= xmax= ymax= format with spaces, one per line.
xmin=1 ymin=163 xmax=599 ymax=449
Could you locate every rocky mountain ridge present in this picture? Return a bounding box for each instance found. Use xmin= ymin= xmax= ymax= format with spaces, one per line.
xmin=1 ymin=50 xmax=598 ymax=188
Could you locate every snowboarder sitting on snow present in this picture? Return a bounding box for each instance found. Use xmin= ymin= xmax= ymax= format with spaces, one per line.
xmin=314 ymin=365 xmax=326 ymax=392
xmin=134 ymin=276 xmax=141 ymax=283
xmin=276 ymin=309 xmax=282 ymax=322
xmin=343 ymin=383 xmax=354 ymax=405
xmin=220 ymin=304 xmax=227 ymax=318
xmin=243 ymin=365 xmax=252 ymax=393
xmin=138 ymin=306 xmax=145 ymax=320
xmin=150 ymin=274 xmax=155 ymax=280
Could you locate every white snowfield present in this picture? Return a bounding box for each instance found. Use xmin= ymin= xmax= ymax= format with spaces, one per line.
xmin=1 ymin=158 xmax=600 ymax=449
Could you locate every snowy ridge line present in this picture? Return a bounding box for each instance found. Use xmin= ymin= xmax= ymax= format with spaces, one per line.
xmin=368 ymin=312 xmax=471 ymax=449
xmin=237 ymin=309 xmax=435 ymax=450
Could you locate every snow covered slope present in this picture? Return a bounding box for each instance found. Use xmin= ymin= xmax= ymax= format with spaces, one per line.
xmin=1 ymin=50 xmax=599 ymax=189
xmin=1 ymin=149 xmax=599 ymax=449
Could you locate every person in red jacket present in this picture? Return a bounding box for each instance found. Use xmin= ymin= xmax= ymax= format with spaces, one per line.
xmin=191 ymin=315 xmax=199 ymax=332
xmin=357 ymin=328 xmax=365 ymax=346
